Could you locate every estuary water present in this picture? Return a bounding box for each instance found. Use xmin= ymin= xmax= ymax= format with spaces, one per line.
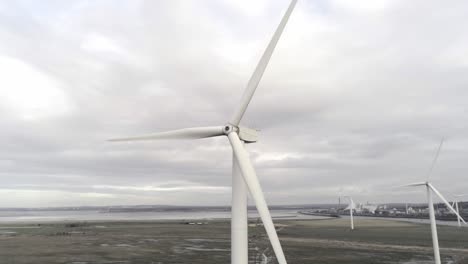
xmin=0 ymin=209 xmax=462 ymax=227
xmin=0 ymin=209 xmax=329 ymax=223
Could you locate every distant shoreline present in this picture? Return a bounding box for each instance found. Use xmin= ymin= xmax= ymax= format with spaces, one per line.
xmin=298 ymin=211 xmax=464 ymax=222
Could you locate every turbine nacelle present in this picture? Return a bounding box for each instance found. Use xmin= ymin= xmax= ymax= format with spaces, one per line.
xmin=224 ymin=125 xmax=258 ymax=143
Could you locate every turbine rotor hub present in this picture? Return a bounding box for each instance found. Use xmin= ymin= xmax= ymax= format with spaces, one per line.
xmin=224 ymin=124 xmax=258 ymax=143
xmin=223 ymin=124 xmax=236 ymax=135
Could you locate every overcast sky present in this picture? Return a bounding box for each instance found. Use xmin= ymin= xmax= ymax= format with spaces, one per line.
xmin=1 ymin=0 xmax=468 ymax=207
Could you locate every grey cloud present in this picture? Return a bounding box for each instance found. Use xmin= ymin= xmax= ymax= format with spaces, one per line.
xmin=0 ymin=0 xmax=468 ymax=207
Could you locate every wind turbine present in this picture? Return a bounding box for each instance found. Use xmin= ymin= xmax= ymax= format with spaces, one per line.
xmin=452 ymin=194 xmax=467 ymax=227
xmin=401 ymin=139 xmax=466 ymax=264
xmin=402 ymin=182 xmax=466 ymax=264
xmin=341 ymin=196 xmax=355 ymax=230
xmin=109 ymin=1 xmax=298 ymax=264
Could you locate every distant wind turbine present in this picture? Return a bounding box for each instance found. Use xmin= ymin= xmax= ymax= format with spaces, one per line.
xmin=401 ymin=182 xmax=466 ymax=264
xmin=453 ymin=194 xmax=467 ymax=228
xmin=341 ymin=196 xmax=355 ymax=230
xmin=400 ymin=139 xmax=466 ymax=264
xmin=109 ymin=1 xmax=298 ymax=264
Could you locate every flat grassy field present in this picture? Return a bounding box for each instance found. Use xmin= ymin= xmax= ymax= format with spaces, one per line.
xmin=0 ymin=218 xmax=467 ymax=263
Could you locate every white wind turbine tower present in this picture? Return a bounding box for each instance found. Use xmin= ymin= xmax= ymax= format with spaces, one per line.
xmin=341 ymin=196 xmax=355 ymax=230
xmin=452 ymin=194 xmax=467 ymax=227
xmin=401 ymin=139 xmax=466 ymax=264
xmin=109 ymin=1 xmax=298 ymax=264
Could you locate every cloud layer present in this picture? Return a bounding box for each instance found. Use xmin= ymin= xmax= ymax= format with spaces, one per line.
xmin=0 ymin=0 xmax=468 ymax=207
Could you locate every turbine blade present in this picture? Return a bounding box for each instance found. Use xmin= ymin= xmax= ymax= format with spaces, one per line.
xmin=426 ymin=138 xmax=444 ymax=181
xmin=429 ymin=183 xmax=467 ymax=224
xmin=108 ymin=126 xmax=225 ymax=142
xmin=398 ymin=182 xmax=427 ymax=188
xmin=230 ymin=0 xmax=297 ymax=126
xmin=227 ymin=132 xmax=287 ymax=264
